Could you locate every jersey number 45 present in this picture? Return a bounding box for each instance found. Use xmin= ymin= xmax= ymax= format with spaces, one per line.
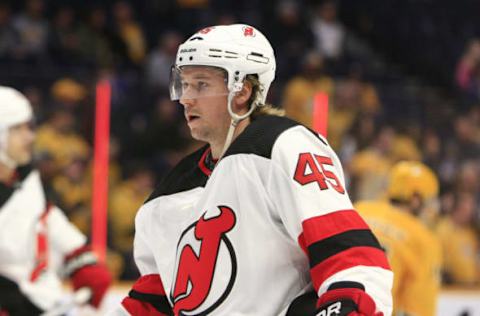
xmin=294 ymin=153 xmax=345 ymax=194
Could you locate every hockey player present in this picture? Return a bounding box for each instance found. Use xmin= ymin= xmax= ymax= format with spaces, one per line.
xmin=111 ymin=24 xmax=392 ymax=316
xmin=0 ymin=86 xmax=111 ymax=315
xmin=355 ymin=161 xmax=442 ymax=316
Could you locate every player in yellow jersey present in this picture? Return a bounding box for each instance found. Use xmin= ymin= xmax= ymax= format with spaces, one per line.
xmin=355 ymin=161 xmax=442 ymax=316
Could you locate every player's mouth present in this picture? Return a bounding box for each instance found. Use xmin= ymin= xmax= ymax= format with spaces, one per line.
xmin=186 ymin=114 xmax=200 ymax=123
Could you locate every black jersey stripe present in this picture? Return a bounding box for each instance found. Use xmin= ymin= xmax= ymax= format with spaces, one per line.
xmin=145 ymin=145 xmax=210 ymax=203
xmin=0 ymin=274 xmax=43 ymax=314
xmin=327 ymin=281 xmax=365 ymax=291
xmin=307 ymin=229 xmax=383 ymax=268
xmin=129 ymin=289 xmax=173 ymax=315
xmin=306 ymin=127 xmax=328 ymax=146
xmin=223 ymin=115 xmax=299 ymax=159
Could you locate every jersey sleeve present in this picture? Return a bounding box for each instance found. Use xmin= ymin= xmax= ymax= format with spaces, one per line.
xmin=268 ymin=126 xmax=393 ymax=314
xmin=113 ymin=204 xmax=173 ymax=316
xmin=47 ymin=205 xmax=86 ymax=256
xmin=133 ymin=205 xmax=160 ymax=275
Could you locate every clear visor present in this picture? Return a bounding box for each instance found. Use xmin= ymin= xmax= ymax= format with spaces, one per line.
xmin=169 ymin=65 xmax=229 ymax=101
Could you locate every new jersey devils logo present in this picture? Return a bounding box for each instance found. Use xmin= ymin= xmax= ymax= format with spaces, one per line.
xmin=242 ymin=26 xmax=255 ymax=37
xmin=198 ymin=27 xmax=214 ymax=34
xmin=171 ymin=206 xmax=237 ymax=315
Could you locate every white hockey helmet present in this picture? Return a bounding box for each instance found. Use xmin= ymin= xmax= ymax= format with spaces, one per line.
xmin=170 ymin=24 xmax=276 ymax=109
xmin=0 ymin=86 xmax=33 ymax=128
xmin=0 ymin=86 xmax=33 ymax=167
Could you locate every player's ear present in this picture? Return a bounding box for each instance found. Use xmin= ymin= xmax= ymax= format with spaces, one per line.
xmin=233 ymin=81 xmax=253 ymax=113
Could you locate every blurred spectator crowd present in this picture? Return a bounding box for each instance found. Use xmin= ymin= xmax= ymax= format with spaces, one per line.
xmin=0 ymin=0 xmax=479 ymax=284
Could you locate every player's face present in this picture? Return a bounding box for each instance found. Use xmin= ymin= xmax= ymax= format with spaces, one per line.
xmin=6 ymin=122 xmax=35 ymax=165
xmin=178 ymin=66 xmax=231 ymax=145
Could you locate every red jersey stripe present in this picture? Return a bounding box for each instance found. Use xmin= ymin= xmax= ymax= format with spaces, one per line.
xmin=310 ymin=246 xmax=390 ymax=291
xmin=198 ymin=147 xmax=216 ymax=177
xmin=65 ymin=244 xmax=91 ymax=262
xmin=301 ymin=210 xmax=370 ymax=247
xmin=297 ymin=233 xmax=307 ymax=255
xmin=30 ymin=203 xmax=54 ymax=282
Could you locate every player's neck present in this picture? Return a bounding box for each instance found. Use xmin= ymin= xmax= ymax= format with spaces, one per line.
xmin=210 ymin=118 xmax=250 ymax=160
xmin=0 ymin=162 xmax=15 ymax=184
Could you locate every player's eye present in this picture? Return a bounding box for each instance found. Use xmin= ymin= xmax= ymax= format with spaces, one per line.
xmin=197 ymin=81 xmax=208 ymax=91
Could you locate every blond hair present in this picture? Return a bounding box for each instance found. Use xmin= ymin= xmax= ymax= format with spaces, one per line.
xmin=209 ymin=69 xmax=284 ymax=119
xmin=245 ymin=74 xmax=285 ymax=120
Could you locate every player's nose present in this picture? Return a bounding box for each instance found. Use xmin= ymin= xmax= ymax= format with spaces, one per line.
xmin=179 ymin=96 xmax=195 ymax=108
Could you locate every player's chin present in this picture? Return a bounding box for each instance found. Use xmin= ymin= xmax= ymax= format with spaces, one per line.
xmin=189 ymin=128 xmax=202 ymax=140
xmin=189 ymin=129 xmax=209 ymax=143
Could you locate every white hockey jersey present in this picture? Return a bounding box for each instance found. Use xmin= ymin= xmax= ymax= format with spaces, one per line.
xmin=0 ymin=165 xmax=86 ymax=311
xmin=120 ymin=115 xmax=393 ymax=315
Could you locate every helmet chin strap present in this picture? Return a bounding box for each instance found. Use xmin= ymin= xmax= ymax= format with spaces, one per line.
xmin=218 ymin=83 xmax=258 ymax=159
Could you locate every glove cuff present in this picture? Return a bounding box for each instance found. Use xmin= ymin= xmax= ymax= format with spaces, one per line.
xmin=62 ymin=245 xmax=97 ymax=277
xmin=317 ymin=283 xmax=382 ymax=316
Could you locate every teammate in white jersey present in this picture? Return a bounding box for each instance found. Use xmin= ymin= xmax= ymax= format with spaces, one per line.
xmin=0 ymin=86 xmax=111 ymax=315
xmin=112 ymin=24 xmax=393 ymax=316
